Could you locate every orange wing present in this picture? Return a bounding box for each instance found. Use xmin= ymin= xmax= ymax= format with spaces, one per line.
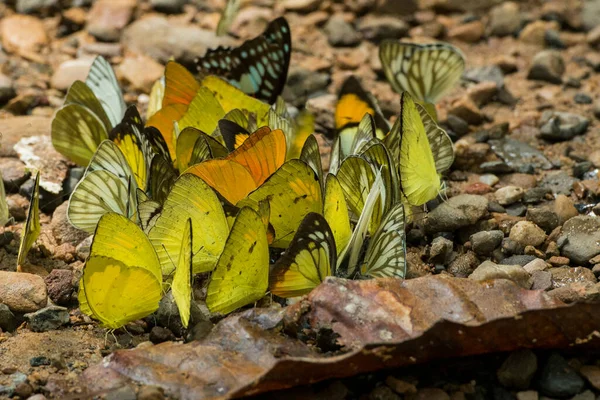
xmin=184 ymin=159 xmax=256 ymax=205
xmin=227 ymin=127 xmax=286 ymax=187
xmin=146 ymin=103 xmax=188 ymax=160
xmin=163 ymin=62 xmax=200 ymax=108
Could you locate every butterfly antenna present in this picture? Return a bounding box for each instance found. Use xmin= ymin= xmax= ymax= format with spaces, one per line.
xmin=161 ymin=244 xmax=177 ymax=280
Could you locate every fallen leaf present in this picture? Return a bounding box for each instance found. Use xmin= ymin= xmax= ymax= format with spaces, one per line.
xmin=77 ymin=276 xmax=600 ymax=399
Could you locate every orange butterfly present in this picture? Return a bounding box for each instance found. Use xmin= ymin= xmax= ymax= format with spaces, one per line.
xmin=184 ymin=127 xmax=286 ymax=204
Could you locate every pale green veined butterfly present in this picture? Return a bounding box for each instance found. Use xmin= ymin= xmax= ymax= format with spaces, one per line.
xmin=379 ymin=41 xmax=465 ymax=105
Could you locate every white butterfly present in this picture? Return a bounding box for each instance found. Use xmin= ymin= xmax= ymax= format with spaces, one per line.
xmin=379 ymin=41 xmax=465 ymax=104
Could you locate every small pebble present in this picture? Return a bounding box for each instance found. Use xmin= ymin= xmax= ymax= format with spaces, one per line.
xmin=479 ymin=174 xmax=499 ymax=187
xmin=495 ymin=186 xmax=524 ymax=205
xmin=574 ymin=93 xmax=593 ymax=104
xmin=509 ymin=221 xmax=547 ymax=247
xmin=527 ymin=50 xmax=565 ymax=84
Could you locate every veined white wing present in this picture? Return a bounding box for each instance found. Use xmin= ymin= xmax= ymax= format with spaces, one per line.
xmin=361 ymin=202 xmax=406 ymax=279
xmin=86 ymin=56 xmax=127 ymax=127
xmin=379 ymin=41 xmax=465 ymax=104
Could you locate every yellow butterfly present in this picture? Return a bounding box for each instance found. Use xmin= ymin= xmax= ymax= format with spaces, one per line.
xmin=269 ymin=212 xmax=336 ymax=298
xmin=78 ymin=212 xmax=162 ymax=329
xmin=237 ymin=159 xmax=322 ymax=248
xmin=384 ymin=92 xmax=443 ymax=206
xmin=0 ymin=170 xmax=10 ymax=227
xmin=170 ymin=218 xmax=193 ymax=328
xmin=17 ymin=171 xmax=40 ymax=268
xmin=269 ymin=97 xmax=315 ymax=160
xmin=206 ymin=207 xmax=269 ymax=314
xmin=148 ymin=173 xmax=229 ymax=275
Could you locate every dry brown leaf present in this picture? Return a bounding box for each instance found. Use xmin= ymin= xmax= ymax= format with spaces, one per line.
xmin=77 ymin=276 xmax=600 ymax=400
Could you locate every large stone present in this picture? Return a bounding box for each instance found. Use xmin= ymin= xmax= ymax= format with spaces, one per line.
xmin=539 ymin=111 xmax=589 ymax=141
xmin=559 ymin=216 xmax=600 ymax=265
xmin=0 ymin=271 xmax=47 ymax=313
xmin=0 ymin=15 xmax=48 ymax=53
xmin=87 ymin=0 xmax=136 ymax=42
xmin=117 ymin=55 xmax=164 ymax=92
xmin=537 ymin=353 xmax=585 ymax=397
xmin=0 ymin=117 xmax=51 ymax=158
xmin=122 ymin=16 xmax=235 ymax=65
xmin=358 ymin=15 xmax=409 ymax=41
xmin=50 ymin=58 xmax=95 ymax=91
xmin=469 ymin=261 xmax=532 ymax=288
xmin=497 ymin=350 xmax=538 ymax=389
xmin=424 ymin=194 xmax=488 ymax=234
xmin=488 ymin=2 xmax=521 ymax=36
xmin=323 ymin=16 xmax=362 ymax=47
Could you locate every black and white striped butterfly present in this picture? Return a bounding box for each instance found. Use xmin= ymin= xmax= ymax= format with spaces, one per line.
xmin=379 ymin=41 xmax=465 ymax=104
xmin=195 ymin=17 xmax=291 ymax=104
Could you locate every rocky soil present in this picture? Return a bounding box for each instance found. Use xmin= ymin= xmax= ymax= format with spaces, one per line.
xmin=3 ymin=0 xmax=600 ymax=399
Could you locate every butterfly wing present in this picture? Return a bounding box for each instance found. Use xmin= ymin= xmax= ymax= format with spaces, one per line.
xmin=78 ymin=212 xmax=162 ymax=329
xmin=64 ymin=80 xmax=112 ymax=132
xmin=148 ymin=173 xmax=229 ymax=275
xmin=362 ymin=202 xmax=406 ymax=278
xmin=226 ymin=127 xmax=286 ymax=186
xmin=109 ymin=106 xmax=154 ymax=191
xmin=51 ymin=103 xmax=109 ymax=166
xmin=17 ymin=172 xmax=40 ymax=266
xmin=299 ymin=134 xmax=323 ymax=189
xmin=172 ymin=218 xmax=193 ymax=328
xmin=0 ymin=170 xmax=9 ymax=226
xmin=379 ymin=41 xmax=465 ymax=104
xmin=216 ymin=0 xmax=240 ymax=36
xmin=148 ymin=154 xmax=178 ymax=205
xmin=68 ymin=170 xmax=136 ymax=233
xmin=219 ymin=119 xmax=250 ymax=152
xmin=196 ymin=17 xmax=291 ymax=104
xmin=323 ymin=174 xmax=351 ymax=256
xmin=206 ymin=207 xmax=269 ymax=314
xmin=270 ymin=213 xmax=336 ymax=298
xmin=184 ymin=159 xmax=257 ymax=205
xmin=85 ymin=56 xmax=127 ymax=127
xmin=237 ymin=159 xmax=322 ymax=248
xmin=397 ymin=92 xmax=441 ymax=206
xmin=416 ymin=103 xmax=454 ymax=173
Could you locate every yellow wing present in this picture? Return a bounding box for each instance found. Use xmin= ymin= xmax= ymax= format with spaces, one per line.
xmin=397 ymin=92 xmax=441 ymax=206
xmin=270 ymin=213 xmax=336 ymax=298
xmin=206 ymin=207 xmax=269 ymax=314
xmin=51 ymin=104 xmax=108 ymax=166
xmin=171 ymin=218 xmax=193 ymax=328
xmin=200 ymin=75 xmax=270 ymax=126
xmin=177 ymin=86 xmax=226 ymax=136
xmin=17 ymin=172 xmax=41 ymax=266
xmin=0 ymin=170 xmax=9 ymax=226
xmin=78 ymin=212 xmax=162 ymax=329
xmin=237 ymin=159 xmax=322 ymax=248
xmin=323 ymin=174 xmax=351 ymax=256
xmin=148 ymin=173 xmax=229 ymax=275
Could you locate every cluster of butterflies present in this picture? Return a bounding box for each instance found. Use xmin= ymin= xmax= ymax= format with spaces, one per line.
xmin=14 ymin=16 xmax=466 ymax=331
